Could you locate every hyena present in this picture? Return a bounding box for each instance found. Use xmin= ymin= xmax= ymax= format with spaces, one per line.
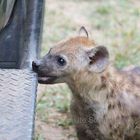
xmin=33 ymin=27 xmax=140 ymax=140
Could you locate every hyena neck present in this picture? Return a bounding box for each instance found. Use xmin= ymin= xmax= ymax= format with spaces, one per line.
xmin=67 ymin=66 xmax=118 ymax=104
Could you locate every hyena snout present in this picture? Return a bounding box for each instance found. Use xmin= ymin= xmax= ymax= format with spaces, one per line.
xmin=32 ymin=60 xmax=42 ymax=73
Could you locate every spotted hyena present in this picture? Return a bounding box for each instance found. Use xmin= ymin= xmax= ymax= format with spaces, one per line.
xmin=33 ymin=27 xmax=140 ymax=140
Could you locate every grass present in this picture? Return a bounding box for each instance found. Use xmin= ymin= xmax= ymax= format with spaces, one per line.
xmin=35 ymin=0 xmax=140 ymax=139
xmin=36 ymin=84 xmax=71 ymax=120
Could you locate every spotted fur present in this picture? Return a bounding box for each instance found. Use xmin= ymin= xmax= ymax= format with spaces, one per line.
xmin=33 ymin=31 xmax=140 ymax=140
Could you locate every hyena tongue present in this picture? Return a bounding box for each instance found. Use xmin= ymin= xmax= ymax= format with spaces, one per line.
xmin=38 ymin=76 xmax=57 ymax=84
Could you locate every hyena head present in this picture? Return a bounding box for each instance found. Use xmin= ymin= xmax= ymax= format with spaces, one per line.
xmin=32 ymin=27 xmax=109 ymax=84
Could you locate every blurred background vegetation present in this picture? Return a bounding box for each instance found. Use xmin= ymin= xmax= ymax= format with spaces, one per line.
xmin=35 ymin=0 xmax=140 ymax=139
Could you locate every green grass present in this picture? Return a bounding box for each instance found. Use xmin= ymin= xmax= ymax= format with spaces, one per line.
xmin=34 ymin=134 xmax=45 ymax=140
xmin=36 ymin=84 xmax=71 ymax=121
xmin=57 ymin=118 xmax=73 ymax=129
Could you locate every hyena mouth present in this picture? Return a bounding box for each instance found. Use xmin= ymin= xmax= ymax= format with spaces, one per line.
xmin=38 ymin=76 xmax=57 ymax=84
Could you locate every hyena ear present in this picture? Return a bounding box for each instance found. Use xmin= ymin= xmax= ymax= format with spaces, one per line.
xmin=86 ymin=46 xmax=109 ymax=73
xmin=79 ymin=26 xmax=89 ymax=38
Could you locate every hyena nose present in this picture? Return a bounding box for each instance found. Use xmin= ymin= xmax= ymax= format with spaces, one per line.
xmin=32 ymin=61 xmax=40 ymax=72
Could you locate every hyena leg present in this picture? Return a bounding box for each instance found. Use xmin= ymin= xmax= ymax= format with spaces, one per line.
xmin=76 ymin=127 xmax=93 ymax=140
xmin=111 ymin=132 xmax=125 ymax=140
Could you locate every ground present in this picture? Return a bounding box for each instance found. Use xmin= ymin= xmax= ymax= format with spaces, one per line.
xmin=35 ymin=0 xmax=140 ymax=140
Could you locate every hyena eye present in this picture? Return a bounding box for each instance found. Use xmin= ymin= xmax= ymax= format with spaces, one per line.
xmin=56 ymin=56 xmax=66 ymax=66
